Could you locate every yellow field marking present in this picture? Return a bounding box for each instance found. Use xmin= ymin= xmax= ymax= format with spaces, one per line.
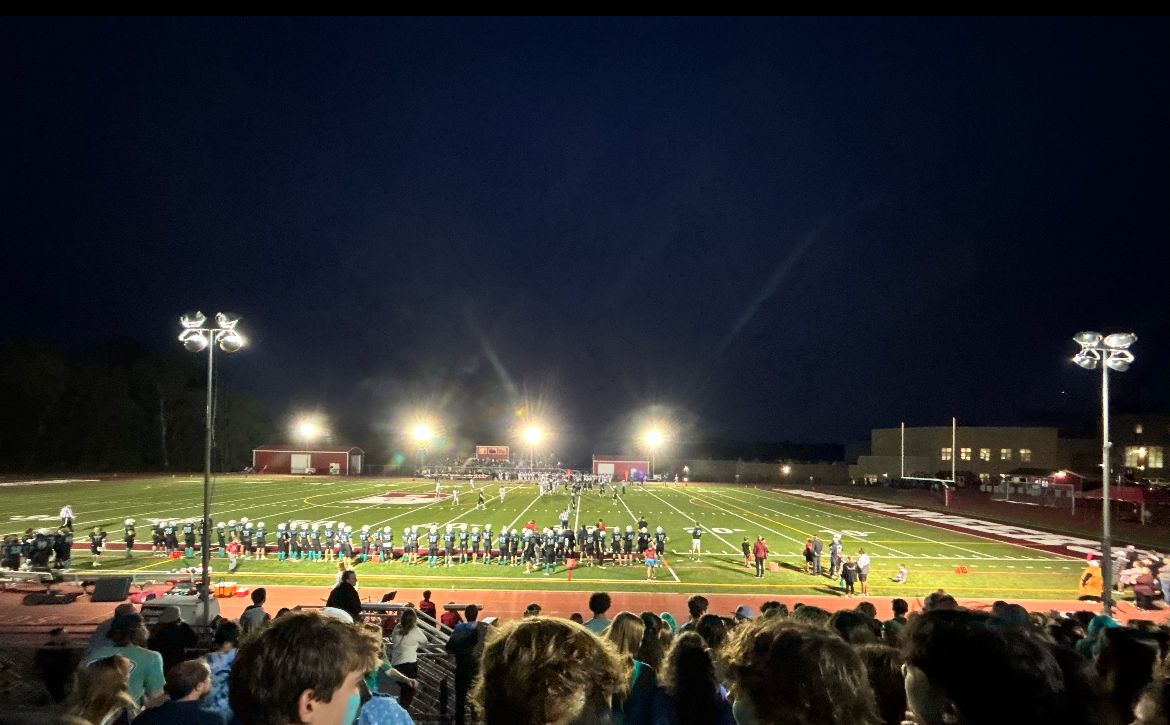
xmin=687 ymin=490 xmax=812 ymax=538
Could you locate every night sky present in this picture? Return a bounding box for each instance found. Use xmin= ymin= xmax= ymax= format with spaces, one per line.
xmin=3 ymin=18 xmax=1167 ymax=463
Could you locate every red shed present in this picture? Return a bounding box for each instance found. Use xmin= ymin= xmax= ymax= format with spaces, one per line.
xmin=592 ymin=456 xmax=650 ymax=481
xmin=252 ymin=445 xmax=364 ymax=475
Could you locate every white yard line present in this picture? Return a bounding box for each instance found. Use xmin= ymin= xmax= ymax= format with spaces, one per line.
xmin=757 ymin=489 xmax=1005 ymax=560
xmin=505 ymin=490 xmax=544 ymax=530
xmin=701 ymin=488 xmax=913 ymax=558
xmin=644 ymin=489 xmax=738 ymax=554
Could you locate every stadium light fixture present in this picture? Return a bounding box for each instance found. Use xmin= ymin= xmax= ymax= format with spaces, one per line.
xmin=1072 ymin=330 xmax=1136 ymax=618
xmin=644 ymin=430 xmax=664 ymax=478
xmin=524 ymin=426 xmax=542 ymax=443
xmin=178 ymin=311 xmax=244 ymax=625
xmin=782 ymin=465 xmax=792 ymax=476
xmin=413 ymin=425 xmax=432 ymax=442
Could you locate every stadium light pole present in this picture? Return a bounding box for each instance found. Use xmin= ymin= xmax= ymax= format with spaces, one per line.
xmin=413 ymin=425 xmax=432 ymax=473
xmin=1072 ymin=331 xmax=1137 ymax=618
xmin=298 ymin=422 xmax=316 ymax=449
xmin=179 ymin=312 xmax=244 ymax=625
xmin=524 ymin=426 xmax=541 ymax=467
xmin=645 ymin=430 xmax=662 ymax=478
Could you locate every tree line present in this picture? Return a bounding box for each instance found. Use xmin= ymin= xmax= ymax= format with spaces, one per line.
xmin=0 ymin=340 xmax=272 ymax=473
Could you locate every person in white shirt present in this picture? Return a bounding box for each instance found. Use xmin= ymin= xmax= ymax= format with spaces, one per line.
xmin=59 ymin=505 xmax=74 ymax=531
xmin=856 ymin=549 xmax=871 ymax=595
xmin=389 ymin=607 xmax=429 ymax=709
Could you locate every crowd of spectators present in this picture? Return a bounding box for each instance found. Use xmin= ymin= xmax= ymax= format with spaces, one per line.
xmin=4 ymin=586 xmax=1169 ymax=725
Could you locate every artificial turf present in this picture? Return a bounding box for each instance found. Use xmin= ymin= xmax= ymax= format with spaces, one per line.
xmin=3 ymin=475 xmax=1090 ymax=598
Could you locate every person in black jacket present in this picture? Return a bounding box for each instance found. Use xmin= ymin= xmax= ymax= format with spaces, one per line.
xmin=148 ymin=607 xmax=198 ymax=674
xmin=325 ymin=569 xmax=363 ymax=621
xmin=445 ymin=604 xmax=487 ymax=725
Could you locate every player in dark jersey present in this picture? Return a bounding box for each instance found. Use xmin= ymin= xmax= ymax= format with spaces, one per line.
xmin=182 ymin=520 xmax=196 ymax=558
xmin=52 ymin=527 xmax=71 ymax=569
xmin=522 ymin=530 xmax=536 ymax=573
xmin=152 ymin=522 xmax=165 ymax=557
xmin=622 ymin=526 xmax=635 ymax=566
xmin=381 ymin=526 xmax=394 ymax=563
xmin=470 ymin=527 xmax=482 ymax=564
xmin=611 ymin=528 xmax=622 ymax=565
xmin=123 ymin=519 xmax=136 ymax=559
xmin=457 ymin=526 xmax=469 ymax=564
xmin=543 ymin=529 xmax=557 ymax=576
xmin=654 ymin=526 xmax=668 ymax=569
xmin=215 ymin=521 xmax=226 ymax=558
xmin=443 ymin=525 xmax=455 ymax=567
xmin=89 ymin=527 xmax=106 ymax=568
xmin=255 ymin=522 xmax=267 ymax=560
xmin=427 ymin=525 xmax=440 ymax=567
xmin=690 ymin=523 xmax=703 ymax=562
xmin=637 ymin=527 xmax=649 ymax=557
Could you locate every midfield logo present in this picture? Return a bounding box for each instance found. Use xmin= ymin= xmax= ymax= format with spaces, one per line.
xmin=344 ymin=492 xmax=451 ymax=506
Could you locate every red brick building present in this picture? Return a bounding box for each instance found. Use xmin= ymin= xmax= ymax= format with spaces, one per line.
xmin=252 ymin=445 xmax=364 ymax=475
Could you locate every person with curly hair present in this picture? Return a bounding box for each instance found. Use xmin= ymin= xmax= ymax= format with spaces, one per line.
xmin=721 ymin=619 xmax=881 ymax=725
xmin=471 ymin=617 xmax=629 ymax=725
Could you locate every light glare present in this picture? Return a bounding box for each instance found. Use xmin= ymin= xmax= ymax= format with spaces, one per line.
xmin=645 ymin=430 xmax=662 ymax=446
xmin=524 ymin=426 xmax=542 ymax=443
xmin=413 ymin=425 xmax=432 ymax=442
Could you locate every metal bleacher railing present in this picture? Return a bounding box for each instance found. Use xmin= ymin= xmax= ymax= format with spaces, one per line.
xmin=360 ymin=601 xmax=482 ymax=725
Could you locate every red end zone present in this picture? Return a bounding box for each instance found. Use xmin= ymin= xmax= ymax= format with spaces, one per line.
xmin=779 ymin=489 xmax=1157 ymax=559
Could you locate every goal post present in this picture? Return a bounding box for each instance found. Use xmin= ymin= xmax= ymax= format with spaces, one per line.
xmin=1038 ymin=481 xmax=1076 ymax=515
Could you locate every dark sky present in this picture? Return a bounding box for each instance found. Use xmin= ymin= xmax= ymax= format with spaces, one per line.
xmin=3 ymin=18 xmax=1167 ymax=463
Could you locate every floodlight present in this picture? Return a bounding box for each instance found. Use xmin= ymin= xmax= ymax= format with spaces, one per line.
xmin=180 ymin=329 xmax=208 ymax=352
xmin=1072 ymin=352 xmax=1098 ymax=370
xmin=1105 ymin=355 xmax=1131 ymax=372
xmin=524 ymin=426 xmax=542 ymax=443
xmin=1103 ymin=332 xmax=1137 ymax=349
xmin=1073 ymin=331 xmax=1103 ymax=346
xmin=782 ymin=465 xmax=792 ymax=475
xmin=645 ymin=430 xmax=662 ymax=446
xmin=216 ymin=312 xmax=240 ymax=330
xmin=218 ymin=331 xmax=244 ymax=352
xmin=413 ymin=425 xmax=432 ymax=442
xmin=180 ymin=311 xmax=207 ymax=329
xmin=299 ymin=423 xmax=316 ymax=438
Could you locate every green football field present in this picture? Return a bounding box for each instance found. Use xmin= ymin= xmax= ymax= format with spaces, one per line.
xmin=3 ymin=476 xmax=1087 ymax=599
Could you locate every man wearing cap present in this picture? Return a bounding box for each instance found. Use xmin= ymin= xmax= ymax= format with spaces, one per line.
xmin=733 ymin=605 xmax=755 ymax=624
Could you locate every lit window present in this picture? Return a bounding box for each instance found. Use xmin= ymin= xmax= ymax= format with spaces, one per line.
xmin=1135 ymin=424 xmax=1143 ymax=435
xmin=1000 ymin=448 xmax=1012 ymax=461
xmin=1019 ymin=449 xmax=1032 ymax=462
xmin=941 ymin=447 xmax=952 ymax=461
xmin=960 ymin=447 xmax=972 ymax=461
xmin=1127 ymin=446 xmax=1164 ymax=469
xmin=979 ymin=448 xmax=991 ymax=461
xmin=979 ymin=473 xmax=990 ymax=483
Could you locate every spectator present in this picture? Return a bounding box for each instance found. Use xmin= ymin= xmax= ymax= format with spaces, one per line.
xmin=854 ymin=644 xmax=906 ymax=725
xmin=569 ymin=612 xmax=585 ymax=625
xmin=841 ymin=556 xmax=857 ymax=598
xmin=753 ymin=537 xmax=769 ymax=578
xmin=1047 ymin=643 xmax=1121 ymax=725
xmin=722 ymin=619 xmax=881 ymax=725
xmin=524 ymin=603 xmax=542 ymax=617
xmin=922 ymin=589 xmax=958 ymax=611
xmin=585 ymin=592 xmax=613 ymax=634
xmin=733 ymin=606 xmax=755 ymax=625
xmin=659 ymin=631 xmax=733 ymax=725
xmin=854 ymin=601 xmax=878 ymax=620
xmin=35 ymin=627 xmax=72 ymax=703
xmin=418 ymin=590 xmax=437 ymax=620
xmin=789 ymin=605 xmax=831 ymax=627
xmin=637 ymin=612 xmax=668 ymax=670
xmin=440 ymin=603 xmax=463 ymax=628
xmin=856 ymin=549 xmax=871 ymax=596
xmin=67 ymin=655 xmax=138 ymax=725
xmin=904 ymin=609 xmax=1066 ymax=725
xmin=229 ymin=610 xmax=382 ymax=725
xmin=1131 ymin=665 xmax=1168 ymax=725
xmin=680 ymin=596 xmax=708 ymax=632
xmin=202 ymin=620 xmax=240 ymax=721
xmin=659 ymin=612 xmax=678 ymax=633
xmin=87 ymin=603 xmax=137 ymax=656
xmin=446 ymin=604 xmax=486 ymax=725
xmin=882 ymin=598 xmax=909 ymax=644
xmin=1132 ymin=567 xmax=1158 ymax=610
xmin=389 ymin=608 xmax=428 ymax=710
xmin=760 ymin=602 xmax=787 ymax=619
xmin=325 ymin=570 xmax=363 ymax=621
xmin=1095 ymin=627 xmax=1167 ymax=724
xmin=83 ymin=614 xmax=165 ymax=707
xmin=603 ymin=611 xmax=660 ymax=725
xmin=471 ymin=617 xmax=628 ymax=725
xmin=134 ymin=660 xmax=224 ymax=725
xmin=828 ymin=609 xmax=879 ymax=645
xmin=239 ymin=588 xmax=269 ymax=635
xmin=811 ymin=535 xmax=824 ymax=576
xmin=148 ymin=606 xmax=197 ymax=675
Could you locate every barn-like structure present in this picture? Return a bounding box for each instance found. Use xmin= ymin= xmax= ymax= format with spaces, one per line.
xmin=252 ymin=445 xmax=364 ymax=475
